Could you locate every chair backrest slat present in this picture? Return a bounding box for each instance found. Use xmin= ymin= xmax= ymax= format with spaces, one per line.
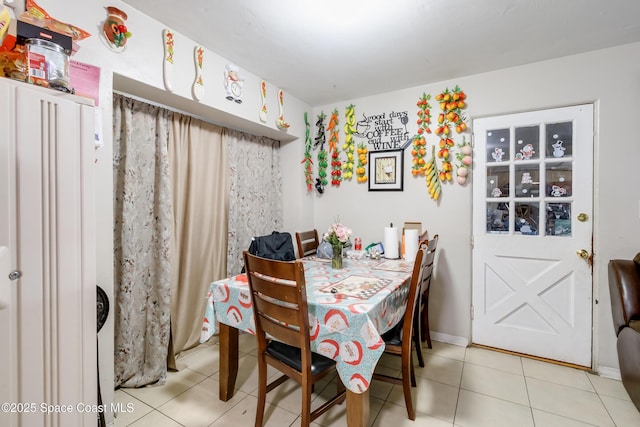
xmin=250 ymin=274 xmax=301 ymax=305
xmin=253 ymin=293 xmax=301 ymax=327
xmin=259 ymin=314 xmax=304 ymax=345
xmin=420 ymin=235 xmax=438 ymax=295
xmin=296 ymin=230 xmax=320 ymax=258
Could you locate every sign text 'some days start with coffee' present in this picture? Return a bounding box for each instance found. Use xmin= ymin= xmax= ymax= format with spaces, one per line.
xmin=354 ymin=110 xmax=411 ymax=151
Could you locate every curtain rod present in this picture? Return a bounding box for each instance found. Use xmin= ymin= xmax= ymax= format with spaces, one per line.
xmin=112 ymin=90 xmax=280 ymax=144
xmin=112 ymin=89 xmax=224 ymax=128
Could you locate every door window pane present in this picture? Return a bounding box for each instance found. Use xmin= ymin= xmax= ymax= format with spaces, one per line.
xmin=546 ymin=162 xmax=572 ymax=197
xmin=546 ymin=202 xmax=572 ymax=236
xmin=487 ymin=202 xmax=510 ymax=233
xmin=515 ymin=202 xmax=539 ymax=235
xmin=515 ymin=126 xmax=539 ymax=160
xmin=486 ymin=128 xmax=509 ymax=162
xmin=515 ymin=164 xmax=540 ymax=197
xmin=546 ymin=122 xmax=572 ymax=158
xmin=486 ymin=165 xmax=509 ymax=198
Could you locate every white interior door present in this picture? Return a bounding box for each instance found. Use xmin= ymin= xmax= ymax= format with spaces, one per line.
xmin=472 ymin=105 xmax=594 ymax=367
xmin=0 ymin=79 xmax=96 ymax=426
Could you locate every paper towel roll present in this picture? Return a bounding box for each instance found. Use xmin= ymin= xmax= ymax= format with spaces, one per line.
xmin=383 ymin=226 xmax=399 ymax=259
xmin=404 ymin=229 xmax=420 ymax=261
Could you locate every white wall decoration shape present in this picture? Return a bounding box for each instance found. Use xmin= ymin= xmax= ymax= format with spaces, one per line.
xmin=276 ymin=89 xmax=290 ymax=129
xmin=192 ymin=45 xmax=204 ymax=101
xmin=162 ymin=29 xmax=174 ymax=92
xmin=259 ymin=80 xmax=267 ymax=122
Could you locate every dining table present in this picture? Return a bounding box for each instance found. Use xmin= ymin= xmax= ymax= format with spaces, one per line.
xmin=201 ymin=254 xmax=415 ymax=427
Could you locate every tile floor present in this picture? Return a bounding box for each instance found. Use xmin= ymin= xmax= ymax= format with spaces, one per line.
xmin=114 ymin=334 xmax=640 ymax=426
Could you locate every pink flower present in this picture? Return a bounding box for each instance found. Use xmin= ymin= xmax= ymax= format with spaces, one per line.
xmin=324 ymin=222 xmax=352 ymax=245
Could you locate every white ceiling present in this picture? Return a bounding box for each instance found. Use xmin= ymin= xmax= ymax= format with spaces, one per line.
xmin=121 ymin=0 xmax=640 ymax=107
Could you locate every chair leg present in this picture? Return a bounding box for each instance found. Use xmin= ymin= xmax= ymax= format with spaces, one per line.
xmin=301 ymin=380 xmax=312 ymax=427
xmin=255 ymin=360 xmax=267 ymax=427
xmin=422 ymin=295 xmax=432 ymax=349
xmin=410 ymin=351 xmax=416 ymax=388
xmin=420 ymin=295 xmax=427 ymax=342
xmin=402 ymin=350 xmax=416 ymax=420
xmin=413 ymin=310 xmax=424 ymax=368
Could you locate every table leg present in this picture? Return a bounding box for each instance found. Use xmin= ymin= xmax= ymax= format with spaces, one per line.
xmin=218 ymin=323 xmax=239 ymax=401
xmin=346 ymin=388 xmax=369 ymax=427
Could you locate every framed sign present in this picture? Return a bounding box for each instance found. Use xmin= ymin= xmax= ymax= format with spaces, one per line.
xmin=368 ymin=149 xmax=403 ymax=191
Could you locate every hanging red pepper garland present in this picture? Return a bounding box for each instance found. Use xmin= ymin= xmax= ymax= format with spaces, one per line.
xmin=314 ymin=112 xmax=328 ymax=193
xmin=411 ymin=93 xmax=432 ymax=177
xmin=302 ymin=112 xmax=314 ymax=191
xmin=416 ymin=93 xmax=433 ymax=136
xmin=327 ymin=109 xmax=342 ymax=186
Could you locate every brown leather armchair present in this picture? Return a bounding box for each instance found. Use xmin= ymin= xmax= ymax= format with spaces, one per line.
xmin=608 ymin=255 xmax=640 ymax=411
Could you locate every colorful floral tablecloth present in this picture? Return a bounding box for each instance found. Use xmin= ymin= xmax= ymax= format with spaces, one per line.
xmin=201 ymin=257 xmax=414 ymax=393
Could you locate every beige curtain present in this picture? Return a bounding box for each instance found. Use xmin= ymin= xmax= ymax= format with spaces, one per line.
xmin=113 ymin=95 xmax=280 ymax=371
xmin=225 ymin=129 xmax=282 ymax=276
xmin=113 ymin=94 xmax=173 ymax=387
xmin=167 ymin=113 xmax=228 ymax=368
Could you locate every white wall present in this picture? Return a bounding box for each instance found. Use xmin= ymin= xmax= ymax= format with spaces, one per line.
xmin=32 ymin=2 xmax=640 ymax=422
xmin=312 ymin=41 xmax=640 ymax=375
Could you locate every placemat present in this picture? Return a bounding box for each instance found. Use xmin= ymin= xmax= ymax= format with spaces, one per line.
xmin=373 ymin=259 xmax=414 ymax=273
xmin=320 ymin=275 xmax=391 ymax=299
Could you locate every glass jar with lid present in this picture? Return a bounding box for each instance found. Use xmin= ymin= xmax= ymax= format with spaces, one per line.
xmin=25 ymin=38 xmax=71 ymax=92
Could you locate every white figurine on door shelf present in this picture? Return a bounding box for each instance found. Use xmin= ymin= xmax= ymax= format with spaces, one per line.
xmin=224 ymin=63 xmax=244 ymax=103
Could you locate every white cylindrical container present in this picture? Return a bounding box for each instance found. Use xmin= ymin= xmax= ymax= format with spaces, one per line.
xmin=404 ymin=229 xmax=420 ymax=261
xmin=383 ymin=225 xmax=399 ymax=259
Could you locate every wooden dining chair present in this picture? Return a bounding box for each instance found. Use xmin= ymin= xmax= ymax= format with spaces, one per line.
xmin=419 ymin=234 xmax=438 ymax=348
xmin=372 ymin=244 xmax=428 ymax=421
xmin=410 ymin=234 xmax=439 ymax=368
xmin=243 ymin=251 xmax=346 ymax=427
xmin=295 ymin=229 xmax=320 ymax=258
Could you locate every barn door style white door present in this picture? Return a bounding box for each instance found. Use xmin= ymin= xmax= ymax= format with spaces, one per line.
xmin=472 ymin=105 xmax=594 ymax=367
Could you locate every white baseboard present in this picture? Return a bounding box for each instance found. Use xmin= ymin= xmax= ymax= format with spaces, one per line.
xmin=428 ymin=333 xmax=623 ymax=383
xmin=595 ymin=365 xmax=622 ymax=380
xmin=430 ymin=331 xmax=469 ymax=347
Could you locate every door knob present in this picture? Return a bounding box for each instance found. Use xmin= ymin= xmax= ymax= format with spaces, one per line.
xmin=576 ymin=249 xmax=589 ymax=259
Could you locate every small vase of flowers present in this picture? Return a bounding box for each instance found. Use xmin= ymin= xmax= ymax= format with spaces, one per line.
xmin=324 ymin=222 xmax=352 ymax=269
